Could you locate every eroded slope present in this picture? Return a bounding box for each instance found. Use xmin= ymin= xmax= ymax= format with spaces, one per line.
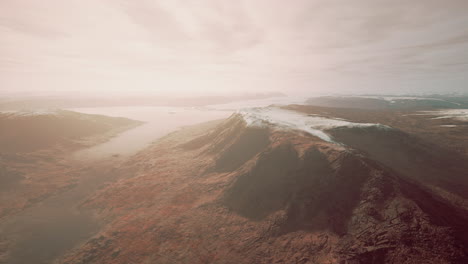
xmin=59 ymin=110 xmax=468 ymax=264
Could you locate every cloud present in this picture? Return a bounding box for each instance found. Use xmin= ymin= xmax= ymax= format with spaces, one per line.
xmin=1 ymin=0 xmax=468 ymax=96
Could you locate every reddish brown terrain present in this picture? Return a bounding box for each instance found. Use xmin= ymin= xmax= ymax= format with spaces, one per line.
xmin=0 ymin=110 xmax=143 ymax=264
xmin=0 ymin=110 xmax=141 ymax=223
xmin=286 ymin=105 xmax=468 ymax=158
xmin=55 ymin=108 xmax=468 ymax=264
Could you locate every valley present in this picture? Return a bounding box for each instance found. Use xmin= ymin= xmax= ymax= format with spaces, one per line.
xmin=1 ymin=99 xmax=468 ymax=264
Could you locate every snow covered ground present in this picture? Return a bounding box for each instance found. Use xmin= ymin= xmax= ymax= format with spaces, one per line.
xmin=420 ymin=109 xmax=468 ymax=122
xmin=238 ymin=107 xmax=390 ymax=143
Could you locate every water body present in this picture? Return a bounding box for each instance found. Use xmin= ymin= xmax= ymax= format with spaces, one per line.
xmin=70 ymin=95 xmax=304 ymax=159
xmin=1 ymin=159 xmax=120 ymax=264
xmin=70 ymin=106 xmax=231 ymax=159
xmin=70 ymin=96 xmax=303 ymax=159
xmin=1 ymin=98 xmax=304 ymax=264
xmin=1 ymin=106 xmax=231 ymax=264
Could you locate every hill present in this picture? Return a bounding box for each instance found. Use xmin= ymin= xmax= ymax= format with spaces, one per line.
xmin=58 ymin=107 xmax=468 ymax=264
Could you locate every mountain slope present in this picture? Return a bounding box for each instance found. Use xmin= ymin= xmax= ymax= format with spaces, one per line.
xmin=0 ymin=110 xmax=142 ymax=220
xmin=0 ymin=110 xmax=141 ymax=153
xmin=59 ymin=109 xmax=468 ymax=264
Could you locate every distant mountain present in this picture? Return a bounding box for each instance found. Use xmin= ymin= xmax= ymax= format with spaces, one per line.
xmin=0 ymin=110 xmax=141 ymax=153
xmin=0 ymin=93 xmax=287 ymax=110
xmin=305 ymin=96 xmax=468 ymax=110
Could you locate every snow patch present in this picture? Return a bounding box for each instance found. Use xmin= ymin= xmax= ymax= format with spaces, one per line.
xmin=238 ymin=107 xmax=390 ymax=143
xmin=420 ymin=109 xmax=468 ymax=122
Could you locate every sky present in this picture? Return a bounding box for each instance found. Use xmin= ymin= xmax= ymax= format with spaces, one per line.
xmin=1 ymin=0 xmax=468 ymax=97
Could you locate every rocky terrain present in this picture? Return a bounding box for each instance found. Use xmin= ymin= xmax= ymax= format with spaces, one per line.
xmin=0 ymin=110 xmax=142 ymax=220
xmin=57 ymin=106 xmax=468 ymax=264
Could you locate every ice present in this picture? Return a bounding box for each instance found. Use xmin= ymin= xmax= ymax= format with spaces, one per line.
xmin=238 ymin=107 xmax=390 ymax=143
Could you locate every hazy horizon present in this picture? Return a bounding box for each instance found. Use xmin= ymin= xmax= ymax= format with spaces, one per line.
xmin=1 ymin=3 xmax=468 ymax=262
xmin=1 ymin=0 xmax=468 ymax=97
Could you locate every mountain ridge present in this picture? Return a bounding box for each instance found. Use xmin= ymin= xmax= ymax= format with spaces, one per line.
xmin=58 ymin=111 xmax=468 ymax=263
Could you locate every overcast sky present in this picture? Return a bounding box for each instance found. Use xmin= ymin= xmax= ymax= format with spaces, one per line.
xmin=1 ymin=0 xmax=468 ymax=96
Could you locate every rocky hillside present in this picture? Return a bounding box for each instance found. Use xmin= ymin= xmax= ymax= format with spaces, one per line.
xmin=59 ymin=108 xmax=468 ymax=264
xmin=0 ymin=110 xmax=141 ymax=153
xmin=0 ymin=110 xmax=142 ymax=220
